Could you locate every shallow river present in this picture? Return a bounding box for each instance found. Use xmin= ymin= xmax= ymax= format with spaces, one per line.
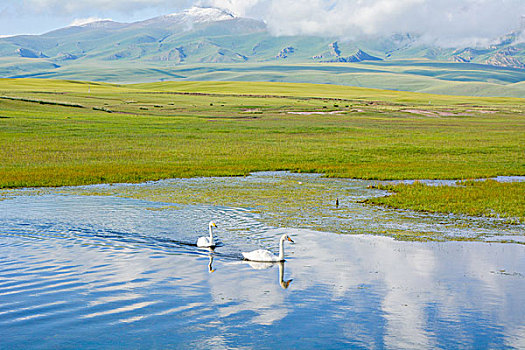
xmin=0 ymin=173 xmax=524 ymax=349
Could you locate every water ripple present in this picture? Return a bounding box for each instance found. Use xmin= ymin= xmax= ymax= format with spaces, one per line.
xmin=0 ymin=175 xmax=524 ymax=349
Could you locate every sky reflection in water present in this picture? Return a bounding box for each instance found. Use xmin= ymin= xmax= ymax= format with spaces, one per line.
xmin=0 ymin=176 xmax=524 ymax=349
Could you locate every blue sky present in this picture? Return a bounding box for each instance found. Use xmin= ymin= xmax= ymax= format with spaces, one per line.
xmin=1 ymin=0 xmax=524 ymax=47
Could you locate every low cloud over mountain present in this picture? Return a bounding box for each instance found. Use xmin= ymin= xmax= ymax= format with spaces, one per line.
xmin=3 ymin=1 xmax=525 ymax=47
xmin=206 ymin=0 xmax=525 ymax=47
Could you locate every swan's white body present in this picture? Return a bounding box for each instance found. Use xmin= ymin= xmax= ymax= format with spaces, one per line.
xmin=242 ymin=234 xmax=294 ymax=262
xmin=197 ymin=222 xmax=217 ymax=248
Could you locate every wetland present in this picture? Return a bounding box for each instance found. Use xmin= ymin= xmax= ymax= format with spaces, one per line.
xmin=1 ymin=79 xmax=524 ymax=348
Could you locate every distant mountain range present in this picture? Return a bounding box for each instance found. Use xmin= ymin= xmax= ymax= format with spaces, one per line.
xmin=1 ymin=6 xmax=524 ymax=97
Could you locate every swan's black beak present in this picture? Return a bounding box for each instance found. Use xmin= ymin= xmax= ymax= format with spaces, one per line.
xmin=287 ymin=237 xmax=294 ymax=243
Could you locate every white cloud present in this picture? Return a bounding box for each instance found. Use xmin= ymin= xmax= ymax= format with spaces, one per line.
xmin=69 ymin=17 xmax=112 ymax=27
xmin=203 ymin=0 xmax=525 ymax=46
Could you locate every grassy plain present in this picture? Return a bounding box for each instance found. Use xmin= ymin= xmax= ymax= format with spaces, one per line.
xmin=1 ymin=78 xmax=524 ymax=222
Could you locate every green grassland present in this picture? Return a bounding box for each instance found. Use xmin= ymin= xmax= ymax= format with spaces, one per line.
xmin=1 ymin=78 xmax=524 ymax=222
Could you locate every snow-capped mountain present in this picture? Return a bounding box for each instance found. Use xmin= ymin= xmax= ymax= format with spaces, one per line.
xmin=165 ymin=6 xmax=236 ymax=23
xmin=2 ymin=5 xmax=523 ymax=69
xmin=133 ymin=6 xmax=236 ymax=27
xmin=0 ymin=5 xmax=524 ymax=96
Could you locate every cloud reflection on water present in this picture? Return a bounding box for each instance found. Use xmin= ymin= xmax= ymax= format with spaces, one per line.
xmin=286 ymin=229 xmax=524 ymax=349
xmin=0 ymin=191 xmax=524 ymax=348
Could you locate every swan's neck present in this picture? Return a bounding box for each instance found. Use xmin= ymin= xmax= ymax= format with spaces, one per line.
xmin=278 ymin=237 xmax=285 ymax=261
xmin=208 ymin=225 xmax=214 ymax=243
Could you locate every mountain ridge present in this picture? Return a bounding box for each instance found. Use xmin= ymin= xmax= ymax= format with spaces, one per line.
xmin=0 ymin=6 xmax=524 ymax=97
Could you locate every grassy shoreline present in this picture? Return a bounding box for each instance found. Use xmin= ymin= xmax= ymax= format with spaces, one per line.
xmin=1 ymin=78 xmax=524 ymax=223
xmin=367 ymin=180 xmax=525 ymax=224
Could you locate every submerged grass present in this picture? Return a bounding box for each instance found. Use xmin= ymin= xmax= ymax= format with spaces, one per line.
xmin=51 ymin=172 xmax=524 ymax=243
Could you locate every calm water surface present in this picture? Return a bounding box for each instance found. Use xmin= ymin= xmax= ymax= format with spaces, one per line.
xmin=0 ymin=175 xmax=524 ymax=349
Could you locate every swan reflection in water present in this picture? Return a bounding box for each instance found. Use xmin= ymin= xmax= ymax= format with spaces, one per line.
xmin=204 ymin=253 xmax=292 ymax=287
xmin=202 ymin=247 xmax=215 ymax=273
xmin=244 ymin=261 xmax=293 ymax=289
xmin=208 ymin=254 xmax=215 ymax=273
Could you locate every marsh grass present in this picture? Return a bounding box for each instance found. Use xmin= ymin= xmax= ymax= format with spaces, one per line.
xmin=48 ymin=173 xmax=523 ymax=242
xmin=368 ymin=180 xmax=525 ymax=223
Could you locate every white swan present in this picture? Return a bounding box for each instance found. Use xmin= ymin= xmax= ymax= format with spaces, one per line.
xmin=242 ymin=234 xmax=294 ymax=262
xmin=197 ymin=221 xmax=217 ymax=248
